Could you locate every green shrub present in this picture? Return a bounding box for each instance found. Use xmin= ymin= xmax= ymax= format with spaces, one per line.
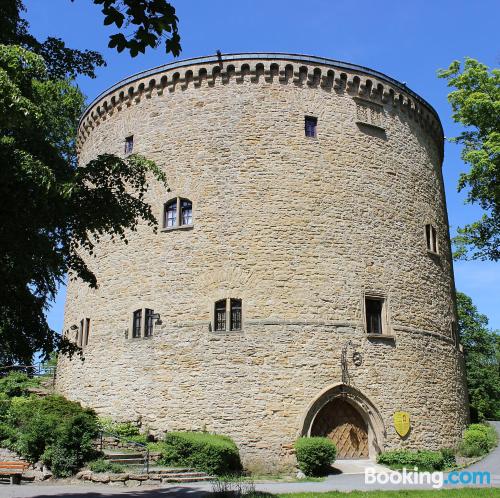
xmin=440 ymin=448 xmax=456 ymax=468
xmin=88 ymin=458 xmax=125 ymax=474
xmin=459 ymin=423 xmax=497 ymax=457
xmin=377 ymin=450 xmax=445 ymax=471
xmin=294 ymin=437 xmax=337 ymax=476
xmin=0 ymin=372 xmax=40 ymax=398
xmin=98 ymin=418 xmax=141 ymax=438
xmin=157 ymin=431 xmax=242 ymax=475
xmin=6 ymin=395 xmax=99 ymax=477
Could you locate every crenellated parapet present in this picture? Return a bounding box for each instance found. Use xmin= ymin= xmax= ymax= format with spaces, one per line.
xmin=77 ymin=53 xmax=444 ymax=158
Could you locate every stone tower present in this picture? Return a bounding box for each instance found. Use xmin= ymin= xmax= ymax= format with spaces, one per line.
xmin=57 ymin=53 xmax=469 ymax=471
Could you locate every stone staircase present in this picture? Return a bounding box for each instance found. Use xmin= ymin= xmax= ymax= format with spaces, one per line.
xmin=103 ymin=451 xmax=211 ymax=483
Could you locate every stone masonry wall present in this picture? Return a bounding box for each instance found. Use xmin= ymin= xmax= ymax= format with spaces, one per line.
xmin=57 ymin=55 xmax=469 ymax=471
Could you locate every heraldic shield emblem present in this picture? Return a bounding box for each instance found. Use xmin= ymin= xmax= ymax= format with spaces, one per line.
xmin=394 ymin=411 xmax=410 ymax=437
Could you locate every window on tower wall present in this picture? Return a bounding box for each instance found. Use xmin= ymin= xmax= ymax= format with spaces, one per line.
xmin=132 ymin=309 xmax=142 ymax=338
xmin=425 ymin=224 xmax=438 ymax=254
xmin=124 ymin=135 xmax=134 ymax=154
xmin=144 ymin=308 xmax=154 ymax=337
xmin=305 ymin=116 xmax=317 ymax=138
xmin=163 ymin=197 xmax=193 ymax=229
xmin=365 ymin=298 xmax=383 ymax=334
xmin=214 ymin=298 xmax=242 ymax=332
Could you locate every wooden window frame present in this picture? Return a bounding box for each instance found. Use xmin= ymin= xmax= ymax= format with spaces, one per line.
xmin=363 ymin=292 xmax=392 ymax=338
xmin=163 ymin=197 xmax=193 ymax=230
xmin=213 ymin=298 xmax=243 ymax=332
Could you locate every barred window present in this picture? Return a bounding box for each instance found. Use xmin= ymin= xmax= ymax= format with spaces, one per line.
xmin=305 ymin=116 xmax=317 ymax=138
xmin=145 ymin=308 xmax=155 ymax=337
xmin=366 ymin=298 xmax=383 ymax=334
xmin=425 ymin=224 xmax=438 ymax=253
xmin=230 ymin=299 xmax=242 ymax=331
xmin=132 ymin=309 xmax=142 ymax=338
xmin=125 ymin=135 xmax=134 ymax=154
xmin=214 ymin=300 xmax=226 ymax=332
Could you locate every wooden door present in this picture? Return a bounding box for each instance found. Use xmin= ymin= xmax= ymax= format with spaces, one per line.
xmin=311 ymin=398 xmax=369 ymax=459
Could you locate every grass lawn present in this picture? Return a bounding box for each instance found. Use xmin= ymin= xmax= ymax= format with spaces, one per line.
xmin=275 ymin=489 xmax=500 ymax=497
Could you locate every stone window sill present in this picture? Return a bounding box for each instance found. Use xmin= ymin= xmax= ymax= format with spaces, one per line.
xmin=427 ymin=249 xmax=440 ymax=257
xmin=366 ymin=333 xmax=395 ymax=341
xmin=356 ymin=121 xmax=385 ymax=132
xmin=161 ymin=224 xmax=194 ymax=232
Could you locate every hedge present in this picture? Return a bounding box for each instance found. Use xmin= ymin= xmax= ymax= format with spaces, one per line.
xmin=459 ymin=423 xmax=497 ymax=457
xmin=157 ymin=431 xmax=242 ymax=475
xmin=377 ymin=450 xmax=446 ymax=471
xmin=294 ymin=437 xmax=337 ymax=476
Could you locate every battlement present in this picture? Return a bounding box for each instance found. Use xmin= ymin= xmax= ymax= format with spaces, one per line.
xmin=77 ymin=53 xmax=444 ymax=158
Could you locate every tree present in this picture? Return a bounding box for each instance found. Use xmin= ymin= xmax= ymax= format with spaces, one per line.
xmin=438 ymin=59 xmax=500 ymax=261
xmin=456 ymin=291 xmax=500 ymax=421
xmin=0 ymin=0 xmax=176 ymax=365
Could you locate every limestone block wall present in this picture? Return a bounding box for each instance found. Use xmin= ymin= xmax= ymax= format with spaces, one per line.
xmin=56 ymin=54 xmax=468 ymax=471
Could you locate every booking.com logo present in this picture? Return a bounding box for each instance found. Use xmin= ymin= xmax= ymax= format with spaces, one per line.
xmin=365 ymin=468 xmax=491 ymax=489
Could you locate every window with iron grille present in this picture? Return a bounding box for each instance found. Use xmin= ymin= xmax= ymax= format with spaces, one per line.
xmin=145 ymin=308 xmax=155 ymax=337
xmin=181 ymin=199 xmax=193 ymax=226
xmin=125 ymin=135 xmax=134 ymax=154
xmin=425 ymin=224 xmax=438 ymax=253
xmin=132 ymin=309 xmax=142 ymax=338
xmin=214 ymin=300 xmax=226 ymax=331
xmin=366 ymin=298 xmax=383 ymax=334
xmin=305 ymin=116 xmax=317 ymax=138
xmin=230 ymin=299 xmax=242 ymax=331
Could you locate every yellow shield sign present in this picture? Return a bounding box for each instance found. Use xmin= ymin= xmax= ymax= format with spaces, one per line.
xmin=394 ymin=411 xmax=410 ymax=437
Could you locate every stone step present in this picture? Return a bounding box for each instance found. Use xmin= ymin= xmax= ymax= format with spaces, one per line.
xmin=158 ymin=472 xmax=207 ymax=478
xmin=162 ymin=476 xmax=212 ymax=483
xmin=107 ymin=459 xmax=145 ymax=465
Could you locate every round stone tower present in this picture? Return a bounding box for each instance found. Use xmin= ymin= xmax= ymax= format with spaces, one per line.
xmin=57 ymin=53 xmax=469 ymax=471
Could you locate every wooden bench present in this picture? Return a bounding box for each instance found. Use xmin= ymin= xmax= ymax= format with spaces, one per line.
xmin=0 ymin=461 xmax=29 ymax=485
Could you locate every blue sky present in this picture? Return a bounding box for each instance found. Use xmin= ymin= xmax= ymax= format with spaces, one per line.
xmin=23 ymin=0 xmax=500 ymax=331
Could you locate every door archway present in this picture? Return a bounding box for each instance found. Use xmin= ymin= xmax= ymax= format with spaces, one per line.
xmin=311 ymin=397 xmax=368 ymax=458
xmin=300 ymin=383 xmax=385 ymax=460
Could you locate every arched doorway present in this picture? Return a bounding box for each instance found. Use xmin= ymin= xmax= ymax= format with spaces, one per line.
xmin=311 ymin=397 xmax=368 ymax=458
xmin=300 ymin=383 xmax=385 ymax=460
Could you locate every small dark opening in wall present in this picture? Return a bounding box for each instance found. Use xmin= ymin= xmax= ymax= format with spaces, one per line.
xmin=305 ymin=116 xmax=317 ymax=138
xmin=125 ymin=135 xmax=134 ymax=154
xmin=366 ymin=298 xmax=383 ymax=334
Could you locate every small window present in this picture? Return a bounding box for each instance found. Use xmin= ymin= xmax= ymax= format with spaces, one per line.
xmin=78 ymin=319 xmax=84 ymax=347
xmin=214 ymin=300 xmax=226 ymax=332
xmin=125 ymin=135 xmax=134 ymax=154
xmin=230 ymin=299 xmax=242 ymax=331
xmin=425 ymin=224 xmax=438 ymax=253
xmin=366 ymin=298 xmax=383 ymax=334
xmin=165 ymin=199 xmax=177 ymax=227
xmin=305 ymin=116 xmax=317 ymax=138
xmin=181 ymin=199 xmax=192 ymax=226
xmin=164 ymin=197 xmax=193 ymax=229
xmin=132 ymin=309 xmax=142 ymax=338
xmin=83 ymin=318 xmax=90 ymax=346
xmin=145 ymin=308 xmax=155 ymax=337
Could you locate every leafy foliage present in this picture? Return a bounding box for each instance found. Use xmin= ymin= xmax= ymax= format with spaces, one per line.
xmin=0 ymin=386 xmax=99 ymax=477
xmin=294 ymin=437 xmax=337 ymax=477
xmin=377 ymin=450 xmax=446 ymax=471
xmin=92 ymin=0 xmax=181 ymax=57
xmin=0 ymin=372 xmax=40 ymax=397
xmin=456 ymin=292 xmax=500 ymax=421
xmin=157 ymin=431 xmax=242 ymax=476
xmin=458 ymin=423 xmax=498 ymax=458
xmin=438 ymin=59 xmax=500 ymax=261
xmin=88 ymin=458 xmax=125 ymax=473
xmin=0 ymin=43 xmax=167 ymax=364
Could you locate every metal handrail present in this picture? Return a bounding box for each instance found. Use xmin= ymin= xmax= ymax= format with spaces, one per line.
xmin=99 ymin=431 xmax=150 ymax=474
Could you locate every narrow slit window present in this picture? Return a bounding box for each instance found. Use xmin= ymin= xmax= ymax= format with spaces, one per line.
xmin=132 ymin=309 xmax=142 ymax=338
xmin=84 ymin=318 xmax=90 ymax=346
xmin=125 ymin=135 xmax=134 ymax=154
xmin=305 ymin=116 xmax=317 ymax=138
xmin=144 ymin=308 xmax=154 ymax=337
xmin=78 ymin=319 xmax=84 ymax=347
xmin=180 ymin=199 xmax=193 ymax=226
xmin=230 ymin=299 xmax=242 ymax=331
xmin=214 ymin=300 xmax=227 ymax=332
xmin=366 ymin=298 xmax=383 ymax=334
xmin=425 ymin=224 xmax=438 ymax=253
